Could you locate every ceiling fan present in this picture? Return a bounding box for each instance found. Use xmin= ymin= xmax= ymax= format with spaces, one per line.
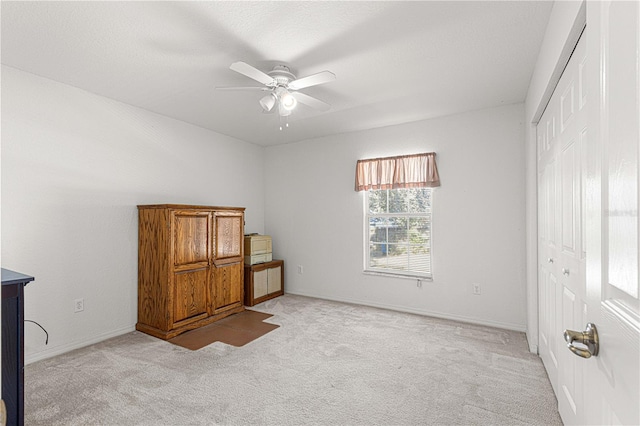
xmin=217 ymin=62 xmax=336 ymax=118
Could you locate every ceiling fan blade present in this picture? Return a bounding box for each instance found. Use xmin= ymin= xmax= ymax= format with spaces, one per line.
xmin=229 ymin=61 xmax=274 ymax=86
xmin=215 ymin=86 xmax=269 ymax=91
xmin=288 ymin=71 xmax=336 ymax=90
xmin=291 ymin=92 xmax=331 ymax=111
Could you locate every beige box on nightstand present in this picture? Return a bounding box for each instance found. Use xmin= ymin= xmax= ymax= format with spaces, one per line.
xmin=244 ymin=252 xmax=273 ymax=265
xmin=244 ymin=234 xmax=272 ymax=265
xmin=244 ymin=234 xmax=272 ymax=254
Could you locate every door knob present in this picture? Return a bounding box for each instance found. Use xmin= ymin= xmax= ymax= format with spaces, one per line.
xmin=564 ymin=323 xmax=599 ymax=358
xmin=562 ymin=268 xmax=570 ymax=276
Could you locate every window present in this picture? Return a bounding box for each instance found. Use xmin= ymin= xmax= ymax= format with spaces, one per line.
xmin=355 ymin=151 xmax=439 ymax=279
xmin=365 ymin=187 xmax=432 ymax=278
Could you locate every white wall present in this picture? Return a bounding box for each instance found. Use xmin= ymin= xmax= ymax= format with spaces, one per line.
xmin=1 ymin=66 xmax=265 ymax=363
xmin=265 ymin=104 xmax=527 ymax=331
xmin=524 ymin=0 xmax=585 ymax=353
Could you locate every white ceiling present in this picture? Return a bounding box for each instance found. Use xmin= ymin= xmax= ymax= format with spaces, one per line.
xmin=1 ymin=1 xmax=553 ymax=146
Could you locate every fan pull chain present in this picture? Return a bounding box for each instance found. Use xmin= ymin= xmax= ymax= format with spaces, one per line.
xmin=279 ymin=116 xmax=290 ymax=131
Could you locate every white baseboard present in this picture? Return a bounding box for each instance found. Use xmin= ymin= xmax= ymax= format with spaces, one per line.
xmin=285 ymin=290 xmax=527 ymax=332
xmin=25 ymin=294 xmax=528 ymax=364
xmin=25 ymin=325 xmax=136 ymax=365
xmin=526 ymin=335 xmax=539 ymax=354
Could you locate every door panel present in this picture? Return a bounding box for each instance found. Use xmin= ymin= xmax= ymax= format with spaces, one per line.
xmin=172 ymin=212 xmax=210 ymax=268
xmin=254 ymin=269 xmax=268 ymax=298
xmin=549 ymin=272 xmax=559 ymax=369
xmin=561 ymin=140 xmax=577 ymax=256
xmin=212 ymin=262 xmax=243 ymax=312
xmin=580 ymin=129 xmax=587 ymax=261
xmin=539 ymin=267 xmax=548 ymax=347
xmin=548 ymin=162 xmax=557 ymax=247
xmin=213 ymin=212 xmax=243 ymax=264
xmin=173 ymin=268 xmax=208 ymax=325
xmin=560 ymin=81 xmax=575 ymax=132
xmin=560 ymin=286 xmax=579 ymax=417
xmin=539 ymin=103 xmax=560 ymax=393
xmin=267 ymin=265 xmax=282 ymax=293
xmin=537 ymin=31 xmax=587 ymax=425
xmin=558 ymin=34 xmax=587 ymax=426
xmin=585 ymin=2 xmax=640 ymax=424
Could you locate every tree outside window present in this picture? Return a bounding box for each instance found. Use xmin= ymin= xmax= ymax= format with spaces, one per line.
xmin=366 ymin=188 xmax=432 ymax=277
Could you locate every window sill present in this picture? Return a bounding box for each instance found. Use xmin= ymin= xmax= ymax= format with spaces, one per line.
xmin=363 ymin=270 xmax=433 ymax=282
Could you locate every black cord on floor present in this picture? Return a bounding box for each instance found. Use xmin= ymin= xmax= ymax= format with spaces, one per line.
xmin=25 ymin=320 xmax=48 ymax=345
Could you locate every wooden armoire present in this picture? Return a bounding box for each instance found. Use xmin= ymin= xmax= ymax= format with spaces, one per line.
xmin=136 ymin=204 xmax=245 ymax=339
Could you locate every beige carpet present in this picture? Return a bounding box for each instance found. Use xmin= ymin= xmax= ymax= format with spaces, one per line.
xmin=24 ymin=295 xmax=562 ymax=425
xmin=169 ymin=310 xmax=279 ymax=350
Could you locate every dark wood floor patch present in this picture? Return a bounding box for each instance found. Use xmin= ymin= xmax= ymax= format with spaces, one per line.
xmin=168 ymin=310 xmax=279 ymax=350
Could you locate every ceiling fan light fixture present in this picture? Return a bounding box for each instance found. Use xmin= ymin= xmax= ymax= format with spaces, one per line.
xmin=278 ymin=102 xmax=292 ymax=117
xmin=221 ymin=61 xmax=335 ymax=122
xmin=259 ymin=93 xmax=277 ymax=112
xmin=280 ymin=91 xmax=297 ymax=111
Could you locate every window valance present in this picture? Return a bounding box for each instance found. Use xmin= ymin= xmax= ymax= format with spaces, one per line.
xmin=354 ymin=152 xmax=441 ymax=192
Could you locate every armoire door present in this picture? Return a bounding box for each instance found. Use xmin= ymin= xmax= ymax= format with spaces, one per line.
xmin=172 ymin=210 xmax=210 ymax=270
xmin=213 ymin=211 xmax=243 ymax=266
xmin=211 ymin=210 xmax=244 ymax=313
xmin=171 ymin=210 xmax=211 ymax=328
xmin=212 ymin=263 xmax=243 ymax=312
xmin=173 ymin=268 xmax=209 ymax=326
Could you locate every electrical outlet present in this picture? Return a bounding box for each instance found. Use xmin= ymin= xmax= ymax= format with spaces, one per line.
xmin=74 ymin=298 xmax=84 ymax=313
xmin=297 ymin=265 xmax=303 ymax=274
xmin=472 ymin=283 xmax=481 ymax=295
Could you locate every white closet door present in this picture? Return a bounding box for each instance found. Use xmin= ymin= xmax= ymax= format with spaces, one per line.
xmin=538 ymin=2 xmax=640 ymax=424
xmin=537 ymin=31 xmax=587 ymax=425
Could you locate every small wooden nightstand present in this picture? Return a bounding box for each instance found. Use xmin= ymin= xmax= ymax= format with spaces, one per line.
xmin=244 ymin=260 xmax=284 ymax=307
